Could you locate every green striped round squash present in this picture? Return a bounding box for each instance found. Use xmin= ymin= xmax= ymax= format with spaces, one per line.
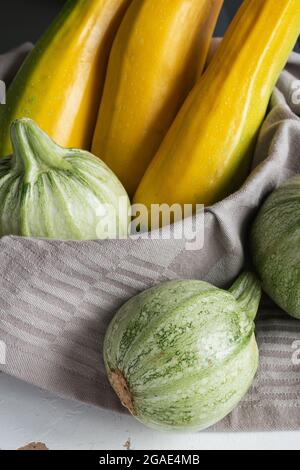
xmin=104 ymin=272 xmax=261 ymax=431
xmin=0 ymin=118 xmax=130 ymax=240
xmin=251 ymin=175 xmax=300 ymax=319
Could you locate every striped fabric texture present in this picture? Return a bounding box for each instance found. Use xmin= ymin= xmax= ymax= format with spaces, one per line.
xmin=0 ymin=47 xmax=300 ymax=431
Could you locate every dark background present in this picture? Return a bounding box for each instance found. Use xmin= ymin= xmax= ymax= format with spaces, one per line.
xmin=0 ymin=0 xmax=244 ymax=53
xmin=0 ymin=0 xmax=299 ymax=54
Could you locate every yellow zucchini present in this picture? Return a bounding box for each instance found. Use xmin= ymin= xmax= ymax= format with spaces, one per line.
xmin=0 ymin=0 xmax=132 ymax=157
xmin=92 ymin=0 xmax=223 ymax=197
xmin=134 ymin=0 xmax=300 ymax=226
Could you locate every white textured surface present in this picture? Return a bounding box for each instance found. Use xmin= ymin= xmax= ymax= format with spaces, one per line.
xmin=0 ymin=374 xmax=300 ymax=450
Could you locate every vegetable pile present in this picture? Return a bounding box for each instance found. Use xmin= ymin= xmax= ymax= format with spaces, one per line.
xmin=0 ymin=0 xmax=299 ymax=431
xmin=134 ymin=0 xmax=300 ymax=219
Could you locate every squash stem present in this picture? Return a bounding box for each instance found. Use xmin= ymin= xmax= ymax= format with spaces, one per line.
xmin=10 ymin=118 xmax=71 ymax=183
xmin=229 ymin=272 xmax=261 ymax=321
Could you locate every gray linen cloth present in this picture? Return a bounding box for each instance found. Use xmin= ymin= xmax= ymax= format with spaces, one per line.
xmin=0 ymin=45 xmax=299 ymax=431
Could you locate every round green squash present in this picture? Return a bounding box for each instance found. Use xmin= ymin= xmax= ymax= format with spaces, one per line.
xmin=104 ymin=272 xmax=261 ymax=431
xmin=251 ymin=175 xmax=300 ymax=319
xmin=0 ymin=118 xmax=130 ymax=240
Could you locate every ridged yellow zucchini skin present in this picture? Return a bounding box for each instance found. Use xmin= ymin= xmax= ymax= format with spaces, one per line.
xmin=0 ymin=0 xmax=132 ymax=157
xmin=92 ymin=0 xmax=223 ymax=197
xmin=134 ymin=0 xmax=300 ymax=224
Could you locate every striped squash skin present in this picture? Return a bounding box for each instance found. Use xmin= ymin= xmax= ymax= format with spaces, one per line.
xmin=104 ymin=273 xmax=261 ymax=431
xmin=0 ymin=119 xmax=130 ymax=240
xmin=251 ymin=175 xmax=300 ymax=319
